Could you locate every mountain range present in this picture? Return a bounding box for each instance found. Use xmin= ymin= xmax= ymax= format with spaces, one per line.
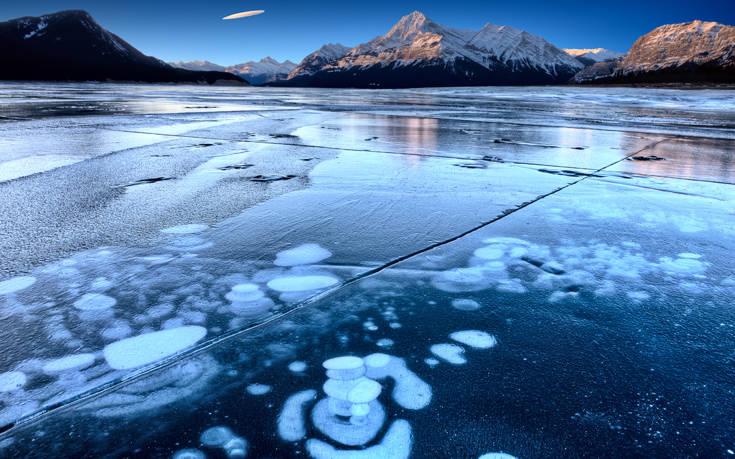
xmin=0 ymin=10 xmax=246 ymax=84
xmin=279 ymin=12 xmax=585 ymax=88
xmin=169 ymin=57 xmax=297 ymax=85
xmin=1 ymin=9 xmax=732 ymax=87
xmin=573 ymin=20 xmax=735 ymax=84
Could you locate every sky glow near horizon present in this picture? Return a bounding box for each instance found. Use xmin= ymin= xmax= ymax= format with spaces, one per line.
xmin=0 ymin=0 xmax=733 ymax=65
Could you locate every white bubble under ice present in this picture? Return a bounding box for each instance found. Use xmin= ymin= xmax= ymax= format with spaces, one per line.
xmin=267 ymin=275 xmax=339 ymax=292
xmin=103 ymin=326 xmax=207 ymax=370
xmin=479 ymin=453 xmax=518 ymax=459
xmin=73 ymin=293 xmax=117 ymax=311
xmin=278 ymin=389 xmax=317 ymax=441
xmin=0 ymin=371 xmax=27 ymax=392
xmin=274 ymin=243 xmax=332 ymax=266
xmin=0 ymin=276 xmax=36 ymax=295
xmin=450 ymin=330 xmax=497 ymax=349
xmin=306 ymin=419 xmax=412 ymax=459
xmin=42 ymin=353 xmax=96 ymax=374
xmin=161 ymin=224 xmax=209 ymax=234
xmin=288 ymin=361 xmax=307 ymax=373
xmin=430 ymin=343 xmax=467 ymax=365
xmin=451 ymin=298 xmax=481 ymax=311
xmin=201 ymin=426 xmax=235 ymax=447
xmin=246 ymin=383 xmax=272 ymax=395
xmin=173 ymin=449 xmax=206 ymax=459
xmin=312 ymin=398 xmax=385 ymax=446
xmin=364 ymin=354 xmax=431 ymax=410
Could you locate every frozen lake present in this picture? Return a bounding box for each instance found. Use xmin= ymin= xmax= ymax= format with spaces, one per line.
xmin=0 ymin=83 xmax=733 ymax=458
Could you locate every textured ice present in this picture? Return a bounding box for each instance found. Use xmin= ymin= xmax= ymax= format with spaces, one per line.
xmin=246 ymin=383 xmax=272 ymax=395
xmin=103 ymin=326 xmax=207 ymax=370
xmin=274 ymin=243 xmax=332 ymax=266
xmin=0 ymin=371 xmax=27 ymax=392
xmin=42 ymin=353 xmax=96 ymax=374
xmin=73 ymin=293 xmax=117 ymax=311
xmin=451 ymin=298 xmax=481 ymax=311
xmin=267 ymin=275 xmax=339 ymax=292
xmin=430 ymin=343 xmax=467 ymax=365
xmin=161 ymin=224 xmax=209 ymax=234
xmin=450 ymin=330 xmax=497 ymax=349
xmin=0 ymin=276 xmax=36 ymax=295
xmin=278 ymin=389 xmax=317 ymax=441
xmin=306 ymin=419 xmax=412 ymax=459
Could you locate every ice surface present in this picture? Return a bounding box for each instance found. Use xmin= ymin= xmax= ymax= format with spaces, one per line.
xmin=0 ymin=276 xmax=36 ymax=295
xmin=160 ymin=224 xmax=209 ymax=234
xmin=449 ymin=330 xmax=497 ymax=349
xmin=274 ymin=243 xmax=332 ymax=266
xmin=103 ymin=326 xmax=207 ymax=370
xmin=267 ymin=275 xmax=339 ymax=292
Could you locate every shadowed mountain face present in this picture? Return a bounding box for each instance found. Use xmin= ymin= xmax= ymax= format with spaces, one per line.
xmin=280 ymin=11 xmax=583 ymax=88
xmin=0 ymin=10 xmax=247 ymax=85
xmin=573 ymin=21 xmax=735 ymax=84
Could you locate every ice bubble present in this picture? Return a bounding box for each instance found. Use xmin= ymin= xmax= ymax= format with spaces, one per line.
xmin=42 ymin=353 xmax=96 ymax=374
xmin=103 ymin=326 xmax=207 ymax=370
xmin=659 ymin=257 xmax=706 ymax=275
xmin=479 ymin=453 xmax=518 ymax=459
xmin=147 ymin=303 xmax=175 ymax=318
xmin=278 ymin=389 xmax=317 ymax=441
xmin=350 ymin=403 xmax=370 ymax=417
xmin=432 ymin=267 xmax=488 ymax=293
xmin=364 ymin=354 xmax=431 ymax=410
xmin=267 ymin=275 xmax=339 ymax=292
xmin=496 ymin=279 xmax=527 ymax=294
xmin=274 ymin=243 xmax=332 ymax=266
xmin=73 ymin=293 xmax=117 ymax=311
xmin=173 ymin=449 xmax=206 ymax=459
xmin=474 ymin=246 xmax=505 ymax=260
xmin=226 ymin=283 xmax=265 ymax=302
xmin=451 ymin=298 xmax=481 ymax=311
xmin=348 ymin=379 xmax=382 ymax=404
xmin=324 ymin=356 xmax=364 ymax=371
xmin=424 ymin=358 xmax=439 ymax=367
xmin=90 ymin=277 xmax=113 ymax=291
xmin=246 ymin=383 xmax=272 ymax=395
xmin=288 ymin=361 xmax=307 ymax=373
xmin=102 ymin=322 xmax=133 ymax=341
xmin=324 ymin=377 xmax=370 ymax=400
xmin=163 ymin=317 xmax=186 ymax=329
xmin=430 ymin=344 xmax=466 ymax=365
xmin=306 ymin=419 xmax=412 ymax=459
xmin=0 ymin=276 xmax=36 ymax=295
xmin=627 ymin=291 xmax=650 ymax=302
xmin=161 ymin=224 xmax=208 ymax=234
xmin=223 ymin=437 xmax=248 ymax=458
xmin=201 ymin=426 xmax=235 ymax=447
xmin=312 ymin=398 xmax=385 ymax=446
xmin=0 ymin=371 xmax=27 ymax=392
xmin=328 ymin=397 xmax=354 ymax=416
xmin=375 ymin=338 xmax=393 ymax=349
xmin=450 ymin=330 xmax=497 ymax=349
xmin=389 ymin=322 xmax=402 ymax=329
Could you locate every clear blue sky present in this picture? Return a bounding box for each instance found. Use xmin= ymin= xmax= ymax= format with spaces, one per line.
xmin=1 ymin=1 xmax=733 ymax=65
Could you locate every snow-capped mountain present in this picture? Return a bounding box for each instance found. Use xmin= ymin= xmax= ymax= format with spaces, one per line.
xmin=287 ymin=43 xmax=351 ymax=79
xmin=564 ymin=48 xmax=624 ymax=65
xmin=227 ymin=57 xmax=297 ymax=84
xmin=169 ymin=60 xmax=227 ymax=72
xmin=573 ymin=21 xmax=735 ymax=84
xmin=282 ymin=12 xmax=583 ymax=88
xmin=0 ymin=10 xmax=246 ymax=84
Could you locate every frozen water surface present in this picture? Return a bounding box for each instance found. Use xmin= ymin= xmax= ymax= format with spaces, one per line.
xmin=0 ymin=84 xmax=734 ymax=457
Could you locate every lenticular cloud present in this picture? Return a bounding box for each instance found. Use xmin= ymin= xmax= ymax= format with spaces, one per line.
xmin=222 ymin=10 xmax=265 ymax=20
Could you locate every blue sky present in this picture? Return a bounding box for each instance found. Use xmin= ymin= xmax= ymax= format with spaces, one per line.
xmin=2 ymin=1 xmax=734 ymax=65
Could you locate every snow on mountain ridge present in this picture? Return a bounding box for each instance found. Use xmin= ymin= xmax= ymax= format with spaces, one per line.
xmin=563 ymin=48 xmax=624 ymax=62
